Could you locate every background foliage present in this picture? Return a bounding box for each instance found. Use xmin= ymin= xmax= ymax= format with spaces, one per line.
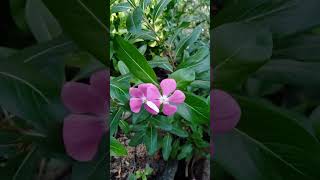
xmin=212 ymin=0 xmax=320 ymax=180
xmin=0 ymin=0 xmax=108 ymax=179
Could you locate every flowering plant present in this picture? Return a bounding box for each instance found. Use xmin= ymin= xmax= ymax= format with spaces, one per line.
xmin=110 ymin=0 xmax=210 ymax=178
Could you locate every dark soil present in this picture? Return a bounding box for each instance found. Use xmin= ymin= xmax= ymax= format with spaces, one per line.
xmin=111 ymin=133 xmax=166 ymax=180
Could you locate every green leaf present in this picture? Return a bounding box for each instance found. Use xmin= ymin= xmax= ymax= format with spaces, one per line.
xmin=148 ymin=56 xmax=173 ymax=72
xmin=110 ymin=78 xmax=129 ymax=104
xmin=42 ymin=0 xmax=108 ymax=65
xmin=141 ymin=0 xmax=151 ymax=10
xmin=119 ymin=120 xmax=130 ymax=134
xmin=162 ymin=134 xmax=172 ymax=161
xmin=170 ymin=125 xmax=188 ymax=138
xmin=114 ymin=36 xmax=158 ymax=84
xmin=111 ymin=2 xmax=131 ymax=14
xmin=151 ymin=116 xmax=172 ymax=131
xmin=110 ymin=108 xmax=123 ymax=136
xmin=178 ymin=47 xmax=209 ymax=74
xmin=153 ymin=0 xmax=171 ymax=22
xmin=0 ymin=47 xmax=17 ymax=59
xmin=26 ymin=0 xmax=62 ymax=42
xmin=144 ymin=126 xmax=158 ymax=155
xmin=111 ymin=137 xmax=127 ymax=156
xmin=127 ymin=0 xmax=136 ymax=7
xmin=12 ymin=146 xmax=40 ymax=180
xmin=256 ymin=59 xmax=320 ymax=89
xmin=128 ymin=173 xmax=137 ymax=180
xmin=274 ymin=34 xmax=320 ymax=62
xmin=177 ymin=92 xmax=209 ymax=125
xmin=215 ymin=96 xmax=320 ymax=180
xmin=310 ymin=106 xmax=320 ymax=139
xmin=169 ymin=68 xmax=195 ymax=89
xmin=177 ymin=144 xmax=192 ymax=160
xmin=10 ymin=0 xmax=29 ymax=32
xmin=117 ymin=61 xmax=130 ymax=75
xmin=175 ymin=26 xmax=202 ymax=58
xmin=132 ymin=108 xmax=151 ymax=124
xmin=213 ymin=22 xmax=273 ymax=90
xmin=132 ymin=30 xmax=158 ymax=41
xmin=129 ymin=131 xmax=145 ymax=146
xmin=213 ymin=0 xmax=320 ymax=38
xmin=127 ymin=7 xmax=143 ymax=33
xmin=170 ymin=139 xmax=180 ymax=158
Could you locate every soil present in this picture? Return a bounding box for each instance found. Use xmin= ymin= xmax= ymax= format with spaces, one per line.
xmin=111 ymin=133 xmax=166 ymax=180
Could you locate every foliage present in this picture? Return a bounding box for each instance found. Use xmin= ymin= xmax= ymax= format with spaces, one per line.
xmin=0 ymin=0 xmax=107 ymax=179
xmin=110 ymin=0 xmax=210 ymax=166
xmin=213 ymin=0 xmax=320 ymax=179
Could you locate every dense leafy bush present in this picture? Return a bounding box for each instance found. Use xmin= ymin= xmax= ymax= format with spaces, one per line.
xmin=212 ymin=0 xmax=320 ymax=179
xmin=110 ymin=0 xmax=210 ymax=177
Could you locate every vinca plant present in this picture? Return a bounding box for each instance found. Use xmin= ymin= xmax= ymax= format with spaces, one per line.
xmin=110 ymin=0 xmax=210 ymax=178
xmin=212 ymin=0 xmax=320 ymax=180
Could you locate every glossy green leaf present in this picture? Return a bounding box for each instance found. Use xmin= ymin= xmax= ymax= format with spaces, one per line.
xmin=274 ymin=34 xmax=320 ymax=62
xmin=144 ymin=125 xmax=158 ymax=155
xmin=215 ymin=96 xmax=320 ymax=180
xmin=153 ymin=0 xmax=171 ymax=22
xmin=169 ymin=68 xmax=195 ymax=89
xmin=151 ymin=116 xmax=172 ymax=131
xmin=148 ymin=56 xmax=173 ymax=72
xmin=162 ymin=134 xmax=172 ymax=161
xmin=213 ymin=22 xmax=273 ymax=90
xmin=114 ymin=36 xmax=158 ymax=84
xmin=126 ymin=7 xmax=143 ymax=33
xmin=119 ymin=120 xmax=130 ymax=134
xmin=175 ymin=26 xmax=202 ymax=58
xmin=129 ymin=132 xmax=145 ymax=146
xmin=170 ymin=125 xmax=188 ymax=138
xmin=10 ymin=0 xmax=29 ymax=32
xmin=177 ymin=92 xmax=209 ymax=125
xmin=110 ymin=78 xmax=129 ymax=104
xmin=12 ymin=146 xmax=40 ymax=180
xmin=111 ymin=2 xmax=131 ymax=14
xmin=111 ymin=137 xmax=127 ymax=156
xmin=256 ymin=59 xmax=320 ymax=89
xmin=110 ymin=108 xmax=123 ymax=136
xmin=141 ymin=0 xmax=151 ymax=10
xmin=213 ymin=0 xmax=320 ymax=38
xmin=26 ymin=0 xmax=62 ymax=42
xmin=117 ymin=61 xmax=129 ymax=75
xmin=177 ymin=144 xmax=192 ymax=160
xmin=42 ymin=0 xmax=108 ymax=65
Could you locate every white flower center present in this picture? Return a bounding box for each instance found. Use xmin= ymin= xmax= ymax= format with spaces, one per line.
xmin=159 ymin=95 xmax=169 ymax=104
xmin=141 ymin=96 xmax=147 ymax=103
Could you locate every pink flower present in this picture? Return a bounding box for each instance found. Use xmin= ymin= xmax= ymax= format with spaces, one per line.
xmin=130 ymin=79 xmax=185 ymax=116
xmin=211 ymin=89 xmax=241 ymax=133
xmin=157 ymin=79 xmax=185 ymax=116
xmin=129 ymin=83 xmax=161 ymax=115
xmin=61 ymin=70 xmax=108 ymax=161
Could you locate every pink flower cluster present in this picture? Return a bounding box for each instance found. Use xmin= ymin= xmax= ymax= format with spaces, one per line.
xmin=129 ymin=79 xmax=185 ymax=116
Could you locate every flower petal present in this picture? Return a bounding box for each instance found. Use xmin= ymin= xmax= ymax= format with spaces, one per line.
xmin=129 ymin=87 xmax=143 ymax=98
xmin=163 ymin=104 xmax=177 ymax=116
xmin=90 ymin=70 xmax=109 ymax=99
xmin=63 ymin=114 xmax=106 ymax=161
xmin=62 ymin=82 xmax=106 ymax=114
xmin=144 ymin=100 xmax=161 ymax=115
xmin=138 ymin=83 xmax=156 ymax=97
xmin=130 ymin=98 xmax=143 ymax=113
xmin=146 ymin=101 xmax=159 ymax=113
xmin=211 ymin=89 xmax=241 ymax=133
xmin=168 ymin=90 xmax=185 ymax=104
xmin=146 ymin=85 xmax=161 ymax=100
xmin=160 ymin=79 xmax=176 ymax=96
